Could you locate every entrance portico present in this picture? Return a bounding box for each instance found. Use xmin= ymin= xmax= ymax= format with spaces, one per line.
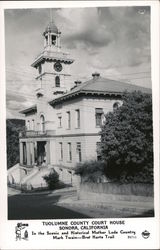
xmin=19 ymin=139 xmax=50 ymax=167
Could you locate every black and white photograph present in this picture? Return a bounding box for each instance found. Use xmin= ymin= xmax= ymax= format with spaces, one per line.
xmin=0 ymin=1 xmax=159 ymax=249
xmin=5 ymin=5 xmax=154 ymax=220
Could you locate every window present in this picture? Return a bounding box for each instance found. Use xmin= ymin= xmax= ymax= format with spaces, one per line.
xmin=40 ymin=115 xmax=45 ymax=132
xmin=66 ymin=111 xmax=71 ymax=129
xmin=59 ymin=142 xmax=63 ymax=160
xmin=57 ymin=114 xmax=62 ymax=128
xmin=76 ymin=142 xmax=82 ymax=162
xmin=67 ymin=143 xmax=72 ymax=162
xmin=32 ymin=119 xmax=35 ymax=130
xmin=95 ymin=108 xmax=103 ymax=127
xmin=113 ymin=101 xmax=121 ymax=111
xmin=75 ymin=109 xmax=80 ymax=128
xmin=27 ymin=120 xmax=30 ymax=130
xmin=96 ymin=142 xmax=102 ymax=161
xmin=55 ymin=76 xmax=60 ymax=87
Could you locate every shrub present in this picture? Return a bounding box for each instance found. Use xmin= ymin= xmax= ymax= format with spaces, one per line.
xmin=75 ymin=160 xmax=107 ymax=183
xmin=43 ymin=169 xmax=59 ymax=190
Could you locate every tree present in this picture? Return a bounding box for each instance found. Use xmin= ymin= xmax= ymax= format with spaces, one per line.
xmin=7 ymin=119 xmax=25 ymax=169
xmin=100 ymin=91 xmax=153 ymax=183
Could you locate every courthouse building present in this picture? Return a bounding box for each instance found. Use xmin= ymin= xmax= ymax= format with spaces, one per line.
xmin=8 ymin=21 xmax=151 ymax=188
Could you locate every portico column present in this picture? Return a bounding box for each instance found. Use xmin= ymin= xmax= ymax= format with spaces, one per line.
xmin=46 ymin=141 xmax=50 ymax=165
xmin=26 ymin=142 xmax=31 ymax=166
xmin=19 ymin=142 xmax=23 ymax=165
xmin=30 ymin=142 xmax=35 ymax=166
xmin=34 ymin=141 xmax=37 ymax=164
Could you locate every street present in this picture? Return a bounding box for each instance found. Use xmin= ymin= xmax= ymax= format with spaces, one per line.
xmin=8 ymin=188 xmax=154 ymax=220
xmin=8 ymin=190 xmax=90 ymax=220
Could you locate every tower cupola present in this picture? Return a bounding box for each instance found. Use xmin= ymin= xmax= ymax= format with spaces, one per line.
xmin=31 ymin=18 xmax=74 ymax=99
xmin=43 ymin=21 xmax=61 ymax=50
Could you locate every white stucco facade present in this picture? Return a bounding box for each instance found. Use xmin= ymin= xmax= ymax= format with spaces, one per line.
xmin=18 ymin=92 xmax=121 ymax=186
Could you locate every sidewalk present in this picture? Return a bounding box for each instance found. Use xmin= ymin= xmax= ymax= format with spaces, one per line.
xmin=8 ymin=187 xmax=21 ymax=196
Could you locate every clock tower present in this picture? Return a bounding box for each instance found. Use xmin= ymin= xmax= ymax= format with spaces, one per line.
xmin=31 ymin=21 xmax=74 ymax=99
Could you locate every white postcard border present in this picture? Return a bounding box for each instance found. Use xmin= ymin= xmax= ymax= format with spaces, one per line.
xmin=0 ymin=1 xmax=159 ymax=249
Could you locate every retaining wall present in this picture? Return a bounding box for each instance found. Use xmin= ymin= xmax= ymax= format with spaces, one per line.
xmin=78 ymin=182 xmax=153 ymax=203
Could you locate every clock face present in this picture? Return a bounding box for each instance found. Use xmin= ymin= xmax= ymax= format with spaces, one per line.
xmin=54 ymin=62 xmax=62 ymax=72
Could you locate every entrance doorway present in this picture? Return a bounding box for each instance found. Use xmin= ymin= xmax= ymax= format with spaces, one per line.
xmin=37 ymin=141 xmax=47 ymax=165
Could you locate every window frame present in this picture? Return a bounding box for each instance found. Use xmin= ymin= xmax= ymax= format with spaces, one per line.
xmin=59 ymin=142 xmax=63 ymax=161
xmin=75 ymin=109 xmax=80 ymax=128
xmin=95 ymin=108 xmax=103 ymax=127
xmin=27 ymin=120 xmax=30 ymax=130
xmin=76 ymin=142 xmax=82 ymax=162
xmin=32 ymin=119 xmax=35 ymax=131
xmin=66 ymin=111 xmax=71 ymax=129
xmin=113 ymin=101 xmax=121 ymax=111
xmin=55 ymin=75 xmax=60 ymax=87
xmin=57 ymin=114 xmax=62 ymax=128
xmin=40 ymin=114 xmax=45 ymax=132
xmin=67 ymin=142 xmax=72 ymax=162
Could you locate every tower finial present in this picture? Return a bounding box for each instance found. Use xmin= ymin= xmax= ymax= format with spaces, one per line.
xmin=50 ymin=8 xmax=53 ymax=22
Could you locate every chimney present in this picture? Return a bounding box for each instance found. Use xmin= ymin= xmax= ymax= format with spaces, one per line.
xmin=92 ymin=72 xmax=100 ymax=80
xmin=74 ymin=80 xmax=82 ymax=87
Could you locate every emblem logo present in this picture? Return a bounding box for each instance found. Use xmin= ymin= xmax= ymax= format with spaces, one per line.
xmin=15 ymin=223 xmax=29 ymax=241
xmin=142 ymin=230 xmax=150 ymax=239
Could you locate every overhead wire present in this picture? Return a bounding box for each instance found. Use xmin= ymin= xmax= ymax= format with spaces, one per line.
xmin=6 ymin=68 xmax=151 ymax=77
xmin=6 ymin=67 xmax=151 ymax=77
xmin=6 ymin=75 xmax=151 ymax=83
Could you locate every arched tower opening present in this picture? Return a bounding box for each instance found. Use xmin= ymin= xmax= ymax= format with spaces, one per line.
xmin=55 ymin=75 xmax=60 ymax=87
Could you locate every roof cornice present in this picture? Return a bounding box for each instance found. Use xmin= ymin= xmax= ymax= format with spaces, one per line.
xmin=31 ymin=51 xmax=74 ymax=68
xmin=19 ymin=105 xmax=37 ymax=114
xmin=49 ymin=90 xmax=122 ymax=106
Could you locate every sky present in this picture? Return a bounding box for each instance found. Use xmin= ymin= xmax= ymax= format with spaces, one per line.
xmin=5 ymin=6 xmax=151 ymax=119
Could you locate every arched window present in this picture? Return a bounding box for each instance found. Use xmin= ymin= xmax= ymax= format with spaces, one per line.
xmin=32 ymin=119 xmax=35 ymax=130
xmin=40 ymin=115 xmax=45 ymax=132
xmin=27 ymin=120 xmax=30 ymax=130
xmin=55 ymin=76 xmax=60 ymax=87
xmin=113 ymin=101 xmax=121 ymax=111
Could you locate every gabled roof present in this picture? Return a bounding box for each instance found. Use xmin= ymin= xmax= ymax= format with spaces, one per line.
xmin=20 ymin=105 xmax=37 ymax=115
xmin=49 ymin=76 xmax=152 ymax=106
